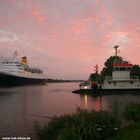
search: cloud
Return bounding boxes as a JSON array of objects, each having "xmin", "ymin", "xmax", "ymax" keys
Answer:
[
  {"xmin": 30, "ymin": 5, "xmax": 46, "ymax": 23},
  {"xmin": 105, "ymin": 31, "xmax": 129, "ymax": 47},
  {"xmin": 0, "ymin": 0, "xmax": 140, "ymax": 79},
  {"xmin": 67, "ymin": 0, "xmax": 113, "ymax": 39},
  {"xmin": 0, "ymin": 29, "xmax": 18, "ymax": 42}
]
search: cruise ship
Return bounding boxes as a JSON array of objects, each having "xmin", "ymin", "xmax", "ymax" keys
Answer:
[{"xmin": 0, "ymin": 52, "xmax": 47, "ymax": 86}]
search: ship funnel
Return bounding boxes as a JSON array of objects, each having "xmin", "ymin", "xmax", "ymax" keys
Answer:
[{"xmin": 21, "ymin": 56, "xmax": 28, "ymax": 65}]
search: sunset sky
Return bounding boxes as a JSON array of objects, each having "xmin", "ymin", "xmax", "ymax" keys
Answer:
[{"xmin": 0, "ymin": 0, "xmax": 140, "ymax": 80}]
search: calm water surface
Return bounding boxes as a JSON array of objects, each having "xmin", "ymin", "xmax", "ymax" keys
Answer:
[{"xmin": 0, "ymin": 82, "xmax": 140, "ymax": 139}]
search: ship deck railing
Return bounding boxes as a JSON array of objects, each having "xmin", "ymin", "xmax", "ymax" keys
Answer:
[
  {"xmin": 107, "ymin": 79, "xmax": 139, "ymax": 82},
  {"xmin": 105, "ymin": 76, "xmax": 139, "ymax": 82}
]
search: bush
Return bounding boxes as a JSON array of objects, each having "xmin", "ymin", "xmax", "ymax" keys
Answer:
[
  {"xmin": 34, "ymin": 108, "xmax": 121, "ymax": 140},
  {"xmin": 124, "ymin": 102, "xmax": 140, "ymax": 122}
]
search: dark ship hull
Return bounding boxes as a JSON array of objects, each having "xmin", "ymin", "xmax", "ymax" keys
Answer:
[
  {"xmin": 72, "ymin": 88, "xmax": 140, "ymax": 96},
  {"xmin": 0, "ymin": 72, "xmax": 47, "ymax": 86}
]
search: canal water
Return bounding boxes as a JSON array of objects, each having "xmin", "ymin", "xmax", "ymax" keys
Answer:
[{"xmin": 0, "ymin": 82, "xmax": 140, "ymax": 139}]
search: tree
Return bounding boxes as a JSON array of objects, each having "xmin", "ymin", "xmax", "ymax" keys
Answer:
[
  {"xmin": 89, "ymin": 73, "xmax": 100, "ymax": 81},
  {"xmin": 130, "ymin": 65, "xmax": 140, "ymax": 79},
  {"xmin": 100, "ymin": 56, "xmax": 126, "ymax": 82}
]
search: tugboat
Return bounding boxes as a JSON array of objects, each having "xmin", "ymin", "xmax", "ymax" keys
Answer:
[
  {"xmin": 0, "ymin": 52, "xmax": 47, "ymax": 86},
  {"xmin": 102, "ymin": 46, "xmax": 140, "ymax": 93},
  {"xmin": 77, "ymin": 65, "xmax": 99, "ymax": 95},
  {"xmin": 73, "ymin": 46, "xmax": 140, "ymax": 95}
]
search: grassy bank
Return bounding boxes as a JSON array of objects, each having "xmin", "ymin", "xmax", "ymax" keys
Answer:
[
  {"xmin": 109, "ymin": 102, "xmax": 140, "ymax": 140},
  {"xmin": 34, "ymin": 102, "xmax": 140, "ymax": 140},
  {"xmin": 109, "ymin": 122, "xmax": 140, "ymax": 140}
]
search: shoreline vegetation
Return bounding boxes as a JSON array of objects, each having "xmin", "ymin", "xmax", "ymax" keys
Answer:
[
  {"xmin": 34, "ymin": 102, "xmax": 140, "ymax": 140},
  {"xmin": 47, "ymin": 78, "xmax": 84, "ymax": 83}
]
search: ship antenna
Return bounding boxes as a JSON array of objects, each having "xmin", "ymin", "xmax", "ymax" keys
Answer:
[
  {"xmin": 94, "ymin": 64, "xmax": 99, "ymax": 74},
  {"xmin": 114, "ymin": 45, "xmax": 119, "ymax": 56},
  {"xmin": 114, "ymin": 45, "xmax": 120, "ymax": 64},
  {"xmin": 94, "ymin": 64, "xmax": 99, "ymax": 83}
]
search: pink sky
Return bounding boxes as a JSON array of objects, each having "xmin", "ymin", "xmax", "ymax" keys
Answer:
[{"xmin": 0, "ymin": 0, "xmax": 140, "ymax": 80}]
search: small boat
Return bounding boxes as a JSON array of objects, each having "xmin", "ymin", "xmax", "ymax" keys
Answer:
[
  {"xmin": 73, "ymin": 46, "xmax": 140, "ymax": 95},
  {"xmin": 0, "ymin": 52, "xmax": 47, "ymax": 86}
]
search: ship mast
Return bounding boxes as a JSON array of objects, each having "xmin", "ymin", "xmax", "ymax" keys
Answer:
[
  {"xmin": 114, "ymin": 45, "xmax": 119, "ymax": 63},
  {"xmin": 94, "ymin": 64, "xmax": 99, "ymax": 83},
  {"xmin": 94, "ymin": 64, "xmax": 99, "ymax": 74},
  {"xmin": 114, "ymin": 45, "xmax": 119, "ymax": 56}
]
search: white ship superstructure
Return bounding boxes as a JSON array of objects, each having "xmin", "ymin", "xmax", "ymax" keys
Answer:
[
  {"xmin": 0, "ymin": 53, "xmax": 47, "ymax": 86},
  {"xmin": 102, "ymin": 45, "xmax": 140, "ymax": 90},
  {"xmin": 102, "ymin": 63, "xmax": 140, "ymax": 90}
]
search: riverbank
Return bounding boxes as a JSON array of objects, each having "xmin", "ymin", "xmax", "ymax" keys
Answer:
[
  {"xmin": 109, "ymin": 122, "xmax": 140, "ymax": 140},
  {"xmin": 34, "ymin": 102, "xmax": 140, "ymax": 140}
]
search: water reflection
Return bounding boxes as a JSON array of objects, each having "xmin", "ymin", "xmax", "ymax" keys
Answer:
[
  {"xmin": 79, "ymin": 93, "xmax": 140, "ymax": 112},
  {"xmin": 95, "ymin": 97, "xmax": 102, "ymax": 111},
  {"xmin": 80, "ymin": 94, "xmax": 102, "ymax": 111},
  {"xmin": 0, "ymin": 85, "xmax": 45, "ymax": 139},
  {"xmin": 83, "ymin": 94, "xmax": 88, "ymax": 109}
]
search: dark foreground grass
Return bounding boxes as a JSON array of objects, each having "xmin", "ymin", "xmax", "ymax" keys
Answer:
[
  {"xmin": 34, "ymin": 107, "xmax": 121, "ymax": 140},
  {"xmin": 109, "ymin": 102, "xmax": 140, "ymax": 140},
  {"xmin": 109, "ymin": 122, "xmax": 140, "ymax": 140},
  {"xmin": 34, "ymin": 102, "xmax": 140, "ymax": 140}
]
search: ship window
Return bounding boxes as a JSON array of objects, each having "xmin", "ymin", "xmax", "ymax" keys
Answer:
[
  {"xmin": 114, "ymin": 68, "xmax": 119, "ymax": 71},
  {"xmin": 113, "ymin": 81, "xmax": 116, "ymax": 86},
  {"xmin": 130, "ymin": 81, "xmax": 133, "ymax": 84},
  {"xmin": 108, "ymin": 81, "xmax": 111, "ymax": 84},
  {"xmin": 120, "ymin": 67, "xmax": 126, "ymax": 71},
  {"xmin": 127, "ymin": 68, "xmax": 131, "ymax": 71}
]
